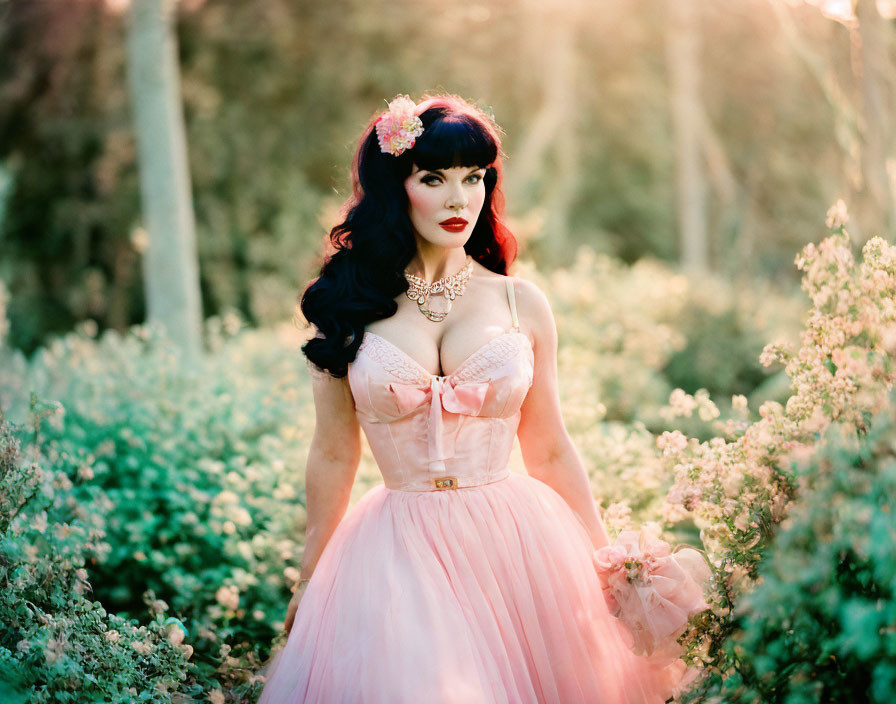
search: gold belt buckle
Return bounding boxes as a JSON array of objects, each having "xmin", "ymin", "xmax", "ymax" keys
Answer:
[{"xmin": 432, "ymin": 476, "xmax": 459, "ymax": 490}]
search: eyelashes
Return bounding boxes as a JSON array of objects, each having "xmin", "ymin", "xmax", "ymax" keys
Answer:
[{"xmin": 421, "ymin": 173, "xmax": 484, "ymax": 186}]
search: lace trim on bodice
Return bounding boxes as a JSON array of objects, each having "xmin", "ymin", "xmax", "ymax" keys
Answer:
[
  {"xmin": 357, "ymin": 333, "xmax": 430, "ymax": 383},
  {"xmin": 357, "ymin": 330, "xmax": 530, "ymax": 384},
  {"xmin": 305, "ymin": 332, "xmax": 530, "ymax": 383},
  {"xmin": 451, "ymin": 332, "xmax": 527, "ymax": 383}
]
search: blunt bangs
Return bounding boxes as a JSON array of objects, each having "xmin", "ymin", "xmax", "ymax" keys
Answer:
[{"xmin": 409, "ymin": 113, "xmax": 498, "ymax": 172}]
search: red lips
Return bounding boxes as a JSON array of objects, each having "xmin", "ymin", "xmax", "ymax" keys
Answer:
[{"xmin": 439, "ymin": 217, "xmax": 468, "ymax": 232}]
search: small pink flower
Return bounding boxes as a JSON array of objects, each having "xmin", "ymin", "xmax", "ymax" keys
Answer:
[
  {"xmin": 825, "ymin": 198, "xmax": 849, "ymax": 229},
  {"xmin": 215, "ymin": 585, "xmax": 239, "ymax": 611},
  {"xmin": 657, "ymin": 430, "xmax": 688, "ymax": 454},
  {"xmin": 131, "ymin": 640, "xmax": 153, "ymax": 656},
  {"xmin": 594, "ymin": 545, "xmax": 627, "ymax": 572},
  {"xmin": 44, "ymin": 637, "xmax": 67, "ymax": 665},
  {"xmin": 166, "ymin": 624, "xmax": 185, "ymax": 646},
  {"xmin": 759, "ymin": 344, "xmax": 780, "ymax": 367}
]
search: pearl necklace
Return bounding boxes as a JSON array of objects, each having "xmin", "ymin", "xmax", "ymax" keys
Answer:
[{"xmin": 403, "ymin": 254, "xmax": 474, "ymax": 322}]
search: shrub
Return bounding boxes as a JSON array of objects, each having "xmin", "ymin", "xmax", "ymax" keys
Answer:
[
  {"xmin": 0, "ymin": 314, "xmax": 314, "ymax": 699},
  {"xmin": 682, "ymin": 401, "xmax": 896, "ymax": 703},
  {"xmin": 0, "ymin": 401, "xmax": 190, "ymax": 703},
  {"xmin": 659, "ymin": 202, "xmax": 896, "ymax": 693}
]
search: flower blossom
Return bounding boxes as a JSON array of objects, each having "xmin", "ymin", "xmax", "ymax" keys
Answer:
[{"xmin": 375, "ymin": 95, "xmax": 424, "ymax": 156}]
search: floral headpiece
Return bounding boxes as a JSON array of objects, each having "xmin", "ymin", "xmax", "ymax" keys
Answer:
[{"xmin": 375, "ymin": 94, "xmax": 424, "ymax": 157}]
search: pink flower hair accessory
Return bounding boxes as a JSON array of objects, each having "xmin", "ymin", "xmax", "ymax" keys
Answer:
[{"xmin": 375, "ymin": 94, "xmax": 424, "ymax": 157}]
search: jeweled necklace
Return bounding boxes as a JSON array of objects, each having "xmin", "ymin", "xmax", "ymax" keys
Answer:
[{"xmin": 404, "ymin": 254, "xmax": 473, "ymax": 322}]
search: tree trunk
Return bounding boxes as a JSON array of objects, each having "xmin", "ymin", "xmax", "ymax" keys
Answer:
[
  {"xmin": 126, "ymin": 0, "xmax": 202, "ymax": 366},
  {"xmin": 855, "ymin": 0, "xmax": 896, "ymax": 235},
  {"xmin": 505, "ymin": 0, "xmax": 580, "ymax": 265},
  {"xmin": 666, "ymin": 0, "xmax": 709, "ymax": 274}
]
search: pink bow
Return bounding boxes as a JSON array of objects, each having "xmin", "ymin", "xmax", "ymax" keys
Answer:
[{"xmin": 387, "ymin": 376, "xmax": 490, "ymax": 473}]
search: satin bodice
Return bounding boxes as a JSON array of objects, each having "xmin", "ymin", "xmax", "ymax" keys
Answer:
[
  {"xmin": 346, "ymin": 328, "xmax": 534, "ymax": 490},
  {"xmin": 305, "ymin": 278, "xmax": 534, "ymax": 491}
]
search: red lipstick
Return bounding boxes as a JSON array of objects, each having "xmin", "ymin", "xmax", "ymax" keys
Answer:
[{"xmin": 439, "ymin": 217, "xmax": 468, "ymax": 233}]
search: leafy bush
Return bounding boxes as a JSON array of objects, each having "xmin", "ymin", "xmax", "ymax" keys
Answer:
[
  {"xmin": 681, "ymin": 401, "xmax": 896, "ymax": 703},
  {"xmin": 516, "ymin": 250, "xmax": 801, "ymax": 430},
  {"xmin": 662, "ymin": 306, "xmax": 771, "ymax": 402},
  {"xmin": 0, "ymin": 313, "xmax": 316, "ymax": 699},
  {"xmin": 0, "ymin": 402, "xmax": 190, "ymax": 703},
  {"xmin": 659, "ymin": 203, "xmax": 896, "ymax": 693},
  {"xmin": 0, "ymin": 220, "xmax": 838, "ymax": 700}
]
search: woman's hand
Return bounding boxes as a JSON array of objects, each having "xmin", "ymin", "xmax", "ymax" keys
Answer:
[
  {"xmin": 593, "ymin": 549, "xmax": 622, "ymax": 617},
  {"xmin": 595, "ymin": 565, "xmax": 621, "ymax": 616},
  {"xmin": 284, "ymin": 580, "xmax": 310, "ymax": 635}
]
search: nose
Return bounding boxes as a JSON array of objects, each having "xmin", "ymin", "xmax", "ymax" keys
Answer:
[{"xmin": 445, "ymin": 182, "xmax": 467, "ymax": 211}]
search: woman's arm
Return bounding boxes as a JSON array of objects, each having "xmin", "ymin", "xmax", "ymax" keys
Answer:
[
  {"xmin": 514, "ymin": 279, "xmax": 611, "ymax": 552},
  {"xmin": 299, "ymin": 360, "xmax": 363, "ymax": 581}
]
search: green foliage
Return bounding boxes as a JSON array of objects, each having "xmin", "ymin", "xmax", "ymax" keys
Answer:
[
  {"xmin": 520, "ymin": 250, "xmax": 799, "ymax": 431},
  {"xmin": 0, "ymin": 237, "xmax": 810, "ymax": 699},
  {"xmin": 679, "ymin": 402, "xmax": 896, "ymax": 704},
  {"xmin": 662, "ymin": 306, "xmax": 770, "ymax": 401},
  {"xmin": 0, "ymin": 313, "xmax": 314, "ymax": 699},
  {"xmin": 7, "ymin": 215, "xmax": 882, "ymax": 699},
  {"xmin": 0, "ymin": 403, "xmax": 190, "ymax": 702}
]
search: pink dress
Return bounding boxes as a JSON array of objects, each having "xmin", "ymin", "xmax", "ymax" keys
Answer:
[{"xmin": 258, "ymin": 279, "xmax": 694, "ymax": 703}]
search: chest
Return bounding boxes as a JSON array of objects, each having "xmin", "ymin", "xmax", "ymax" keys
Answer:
[
  {"xmin": 347, "ymin": 331, "xmax": 535, "ymax": 422},
  {"xmin": 364, "ymin": 280, "xmax": 519, "ymax": 377}
]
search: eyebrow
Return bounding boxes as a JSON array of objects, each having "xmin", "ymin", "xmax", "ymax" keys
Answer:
[{"xmin": 422, "ymin": 167, "xmax": 486, "ymax": 175}]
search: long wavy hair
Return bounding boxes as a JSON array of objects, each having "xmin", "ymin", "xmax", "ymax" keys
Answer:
[{"xmin": 299, "ymin": 93, "xmax": 518, "ymax": 378}]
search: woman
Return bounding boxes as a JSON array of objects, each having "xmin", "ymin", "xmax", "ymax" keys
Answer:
[{"xmin": 258, "ymin": 93, "xmax": 697, "ymax": 703}]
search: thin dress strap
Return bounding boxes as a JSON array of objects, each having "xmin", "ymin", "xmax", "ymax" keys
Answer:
[{"xmin": 504, "ymin": 278, "xmax": 520, "ymax": 331}]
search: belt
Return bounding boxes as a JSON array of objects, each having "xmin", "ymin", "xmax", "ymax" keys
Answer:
[{"xmin": 390, "ymin": 470, "xmax": 511, "ymax": 493}]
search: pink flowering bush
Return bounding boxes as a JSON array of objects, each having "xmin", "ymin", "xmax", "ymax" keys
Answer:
[
  {"xmin": 654, "ymin": 202, "xmax": 896, "ymax": 697},
  {"xmin": 693, "ymin": 404, "xmax": 896, "ymax": 703},
  {"xmin": 521, "ymin": 250, "xmax": 802, "ymax": 536}
]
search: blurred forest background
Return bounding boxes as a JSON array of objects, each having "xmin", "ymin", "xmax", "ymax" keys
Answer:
[{"xmin": 1, "ymin": 0, "xmax": 894, "ymax": 355}]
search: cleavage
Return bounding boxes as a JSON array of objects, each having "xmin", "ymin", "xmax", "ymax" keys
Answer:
[{"xmin": 371, "ymin": 328, "xmax": 508, "ymax": 378}]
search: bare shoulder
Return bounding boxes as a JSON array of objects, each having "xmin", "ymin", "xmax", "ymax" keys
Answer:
[
  {"xmin": 507, "ymin": 276, "xmax": 555, "ymax": 341},
  {"xmin": 304, "ymin": 326, "xmax": 354, "ymax": 392}
]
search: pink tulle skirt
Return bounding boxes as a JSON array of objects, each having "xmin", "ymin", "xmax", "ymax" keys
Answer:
[{"xmin": 257, "ymin": 473, "xmax": 698, "ymax": 703}]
